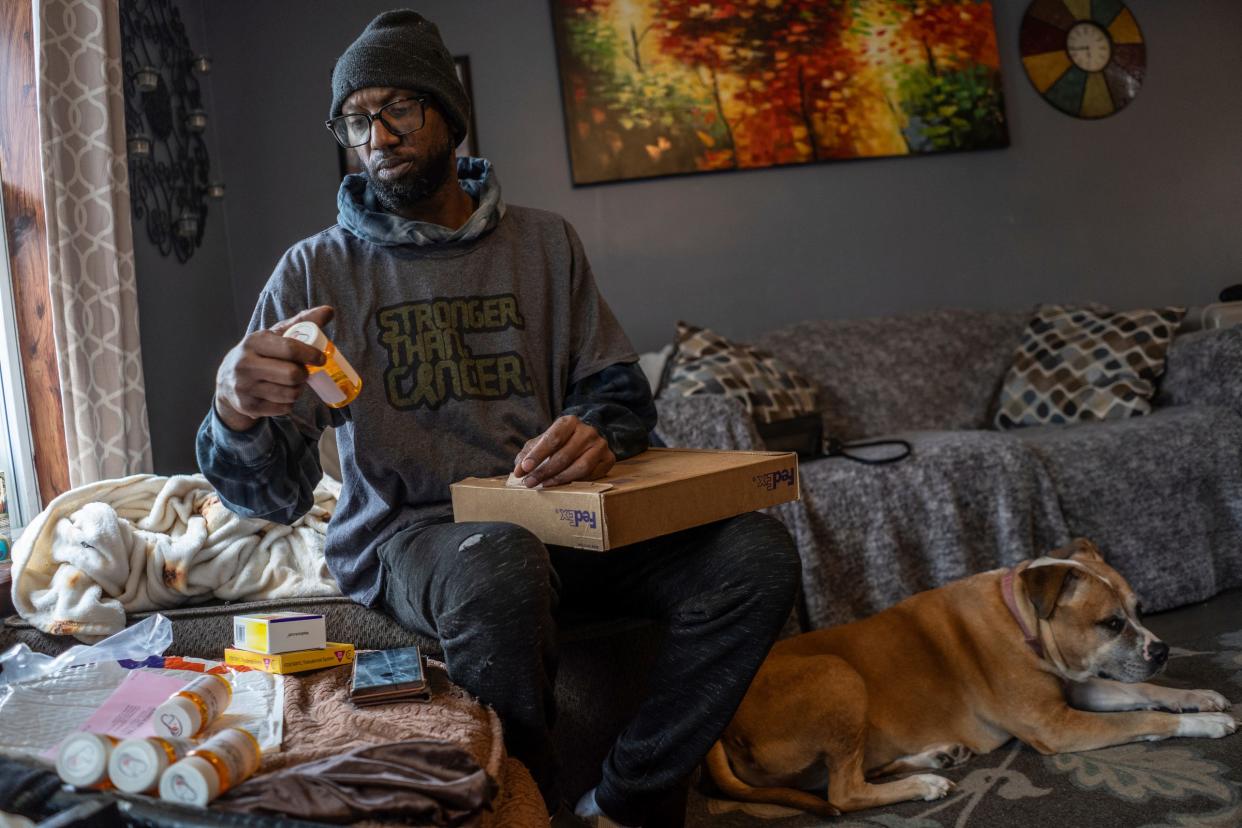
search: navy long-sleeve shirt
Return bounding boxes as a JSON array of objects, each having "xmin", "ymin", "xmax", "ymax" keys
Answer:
[{"xmin": 196, "ymin": 361, "xmax": 656, "ymax": 527}]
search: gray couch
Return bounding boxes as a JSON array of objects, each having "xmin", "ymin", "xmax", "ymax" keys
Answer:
[{"xmin": 654, "ymin": 308, "xmax": 1242, "ymax": 630}]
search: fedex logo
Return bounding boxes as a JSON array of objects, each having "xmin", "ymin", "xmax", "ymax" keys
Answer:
[
  {"xmin": 753, "ymin": 469, "xmax": 796, "ymax": 491},
  {"xmin": 556, "ymin": 508, "xmax": 598, "ymax": 529}
]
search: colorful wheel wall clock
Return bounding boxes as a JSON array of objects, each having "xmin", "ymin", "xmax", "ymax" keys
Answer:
[{"xmin": 1020, "ymin": 0, "xmax": 1146, "ymax": 119}]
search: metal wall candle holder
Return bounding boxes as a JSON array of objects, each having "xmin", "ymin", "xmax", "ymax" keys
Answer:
[
  {"xmin": 184, "ymin": 109, "xmax": 208, "ymax": 132},
  {"xmin": 174, "ymin": 212, "xmax": 199, "ymax": 239},
  {"xmin": 127, "ymin": 135, "xmax": 152, "ymax": 159},
  {"xmin": 121, "ymin": 0, "xmax": 221, "ymax": 263},
  {"xmin": 135, "ymin": 65, "xmax": 159, "ymax": 92}
]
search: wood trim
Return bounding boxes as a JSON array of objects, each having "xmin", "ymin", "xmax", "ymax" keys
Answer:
[{"xmin": 1, "ymin": 2, "xmax": 70, "ymax": 505}]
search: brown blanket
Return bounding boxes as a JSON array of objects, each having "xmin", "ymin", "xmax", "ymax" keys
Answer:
[
  {"xmin": 219, "ymin": 740, "xmax": 494, "ymax": 824},
  {"xmin": 233, "ymin": 660, "xmax": 545, "ymax": 827}
]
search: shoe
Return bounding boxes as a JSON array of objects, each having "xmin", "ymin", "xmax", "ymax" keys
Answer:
[
  {"xmin": 549, "ymin": 802, "xmax": 595, "ymax": 827},
  {"xmin": 572, "ymin": 788, "xmax": 639, "ymax": 828}
]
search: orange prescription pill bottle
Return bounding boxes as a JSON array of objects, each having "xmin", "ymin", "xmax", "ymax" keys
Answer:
[
  {"xmin": 159, "ymin": 727, "xmax": 262, "ymax": 806},
  {"xmin": 282, "ymin": 321, "xmax": 362, "ymax": 408},
  {"xmin": 56, "ymin": 732, "xmax": 118, "ymax": 789},
  {"xmin": 109, "ymin": 736, "xmax": 193, "ymax": 794},
  {"xmin": 152, "ymin": 673, "xmax": 232, "ymax": 740}
]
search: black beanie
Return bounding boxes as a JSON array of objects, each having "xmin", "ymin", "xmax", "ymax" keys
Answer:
[{"xmin": 330, "ymin": 10, "xmax": 470, "ymax": 146}]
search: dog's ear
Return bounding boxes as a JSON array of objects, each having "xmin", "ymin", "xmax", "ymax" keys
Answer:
[
  {"xmin": 1049, "ymin": 538, "xmax": 1104, "ymax": 562},
  {"xmin": 1021, "ymin": 563, "xmax": 1077, "ymax": 619}
]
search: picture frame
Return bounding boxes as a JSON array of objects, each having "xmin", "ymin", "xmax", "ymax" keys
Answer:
[
  {"xmin": 335, "ymin": 54, "xmax": 480, "ymax": 178},
  {"xmin": 549, "ymin": 0, "xmax": 1008, "ymax": 186}
]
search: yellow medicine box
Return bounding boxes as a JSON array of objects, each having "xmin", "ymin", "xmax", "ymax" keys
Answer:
[
  {"xmin": 224, "ymin": 643, "xmax": 355, "ymax": 675},
  {"xmin": 232, "ymin": 612, "xmax": 326, "ymax": 654}
]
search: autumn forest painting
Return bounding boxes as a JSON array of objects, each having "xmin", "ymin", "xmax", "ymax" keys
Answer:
[{"xmin": 551, "ymin": 0, "xmax": 1009, "ymax": 184}]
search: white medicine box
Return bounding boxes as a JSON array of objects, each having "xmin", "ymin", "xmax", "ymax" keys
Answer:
[{"xmin": 232, "ymin": 612, "xmax": 326, "ymax": 654}]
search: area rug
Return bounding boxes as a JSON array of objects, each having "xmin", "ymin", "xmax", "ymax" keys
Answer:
[{"xmin": 686, "ymin": 628, "xmax": 1242, "ymax": 827}]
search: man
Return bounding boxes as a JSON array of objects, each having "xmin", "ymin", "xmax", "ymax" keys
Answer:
[{"xmin": 197, "ymin": 10, "xmax": 800, "ymax": 827}]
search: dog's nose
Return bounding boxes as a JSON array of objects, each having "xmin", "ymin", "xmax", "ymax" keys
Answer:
[{"xmin": 1149, "ymin": 641, "xmax": 1169, "ymax": 665}]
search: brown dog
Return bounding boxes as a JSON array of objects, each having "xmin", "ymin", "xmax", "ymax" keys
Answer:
[{"xmin": 707, "ymin": 539, "xmax": 1237, "ymax": 816}]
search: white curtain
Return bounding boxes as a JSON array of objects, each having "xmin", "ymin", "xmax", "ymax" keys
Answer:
[{"xmin": 36, "ymin": 0, "xmax": 153, "ymax": 486}]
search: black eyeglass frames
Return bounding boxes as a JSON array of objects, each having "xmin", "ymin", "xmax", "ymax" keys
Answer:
[{"xmin": 326, "ymin": 97, "xmax": 428, "ymax": 148}]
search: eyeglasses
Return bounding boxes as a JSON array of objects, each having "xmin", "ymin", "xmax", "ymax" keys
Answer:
[{"xmin": 325, "ymin": 97, "xmax": 428, "ymax": 148}]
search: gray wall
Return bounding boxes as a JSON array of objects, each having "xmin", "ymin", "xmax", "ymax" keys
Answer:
[
  {"xmin": 136, "ymin": 0, "xmax": 1242, "ymax": 471},
  {"xmin": 132, "ymin": 0, "xmax": 237, "ymax": 474}
]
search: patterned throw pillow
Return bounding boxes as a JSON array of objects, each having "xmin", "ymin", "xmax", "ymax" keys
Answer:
[
  {"xmin": 661, "ymin": 322, "xmax": 818, "ymax": 424},
  {"xmin": 993, "ymin": 305, "xmax": 1186, "ymax": 429}
]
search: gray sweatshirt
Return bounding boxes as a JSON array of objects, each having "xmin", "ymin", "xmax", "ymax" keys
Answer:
[{"xmin": 196, "ymin": 160, "xmax": 644, "ymax": 604}]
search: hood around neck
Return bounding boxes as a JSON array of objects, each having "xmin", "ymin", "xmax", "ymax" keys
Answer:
[{"xmin": 337, "ymin": 156, "xmax": 506, "ymax": 247}]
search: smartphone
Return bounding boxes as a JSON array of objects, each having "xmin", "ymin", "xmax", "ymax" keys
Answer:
[{"xmin": 349, "ymin": 646, "xmax": 429, "ymax": 705}]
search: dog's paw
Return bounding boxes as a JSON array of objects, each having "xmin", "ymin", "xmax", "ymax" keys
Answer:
[
  {"xmin": 1175, "ymin": 712, "xmax": 1238, "ymax": 739},
  {"xmin": 930, "ymin": 743, "xmax": 974, "ymax": 768},
  {"xmin": 1171, "ymin": 689, "xmax": 1232, "ymax": 713},
  {"xmin": 912, "ymin": 774, "xmax": 955, "ymax": 801}
]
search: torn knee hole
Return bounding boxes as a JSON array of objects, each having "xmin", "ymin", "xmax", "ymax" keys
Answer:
[{"xmin": 458, "ymin": 533, "xmax": 485, "ymax": 551}]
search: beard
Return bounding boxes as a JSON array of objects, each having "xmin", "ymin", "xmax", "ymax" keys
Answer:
[{"xmin": 365, "ymin": 133, "xmax": 455, "ymax": 214}]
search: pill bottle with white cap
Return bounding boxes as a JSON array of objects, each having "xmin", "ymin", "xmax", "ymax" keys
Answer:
[
  {"xmin": 158, "ymin": 727, "xmax": 262, "ymax": 807},
  {"xmin": 152, "ymin": 673, "xmax": 232, "ymax": 740},
  {"xmin": 55, "ymin": 732, "xmax": 118, "ymax": 789},
  {"xmin": 108, "ymin": 735, "xmax": 194, "ymax": 794},
  {"xmin": 282, "ymin": 321, "xmax": 362, "ymax": 408}
]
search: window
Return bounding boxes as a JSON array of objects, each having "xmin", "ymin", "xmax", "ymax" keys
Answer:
[{"xmin": 0, "ymin": 192, "xmax": 39, "ymax": 537}]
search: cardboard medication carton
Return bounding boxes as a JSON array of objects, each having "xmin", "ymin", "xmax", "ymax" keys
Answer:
[
  {"xmin": 450, "ymin": 448, "xmax": 798, "ymax": 551},
  {"xmin": 232, "ymin": 612, "xmax": 326, "ymax": 654},
  {"xmin": 225, "ymin": 642, "xmax": 355, "ymax": 674}
]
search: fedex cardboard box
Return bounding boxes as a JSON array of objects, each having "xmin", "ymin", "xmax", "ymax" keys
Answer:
[{"xmin": 450, "ymin": 448, "xmax": 798, "ymax": 551}]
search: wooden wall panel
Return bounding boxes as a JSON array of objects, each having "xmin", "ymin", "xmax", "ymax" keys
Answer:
[{"xmin": 1, "ymin": 1, "xmax": 71, "ymax": 505}]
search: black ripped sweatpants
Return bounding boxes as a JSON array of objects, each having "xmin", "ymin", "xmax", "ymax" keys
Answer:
[{"xmin": 376, "ymin": 511, "xmax": 800, "ymax": 825}]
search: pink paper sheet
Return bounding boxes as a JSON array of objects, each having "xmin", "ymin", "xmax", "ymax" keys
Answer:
[{"xmin": 41, "ymin": 670, "xmax": 187, "ymax": 760}]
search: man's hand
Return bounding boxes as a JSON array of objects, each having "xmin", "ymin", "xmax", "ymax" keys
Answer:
[
  {"xmin": 214, "ymin": 306, "xmax": 335, "ymax": 432},
  {"xmin": 513, "ymin": 415, "xmax": 616, "ymax": 488}
]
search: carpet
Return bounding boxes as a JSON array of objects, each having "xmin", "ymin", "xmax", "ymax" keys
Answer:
[{"xmin": 686, "ymin": 627, "xmax": 1242, "ymax": 828}]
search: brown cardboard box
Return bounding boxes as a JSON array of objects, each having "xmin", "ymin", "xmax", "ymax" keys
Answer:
[{"xmin": 450, "ymin": 447, "xmax": 798, "ymax": 550}]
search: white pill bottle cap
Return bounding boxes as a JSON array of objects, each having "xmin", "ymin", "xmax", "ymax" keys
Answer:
[
  {"xmin": 109, "ymin": 738, "xmax": 181, "ymax": 794},
  {"xmin": 158, "ymin": 728, "xmax": 260, "ymax": 807},
  {"xmin": 282, "ymin": 321, "xmax": 360, "ymax": 407},
  {"xmin": 55, "ymin": 732, "xmax": 114, "ymax": 787},
  {"xmin": 153, "ymin": 694, "xmax": 203, "ymax": 739},
  {"xmin": 159, "ymin": 755, "xmax": 218, "ymax": 806},
  {"xmin": 153, "ymin": 674, "xmax": 231, "ymax": 740},
  {"xmin": 284, "ymin": 320, "xmax": 329, "ymax": 351}
]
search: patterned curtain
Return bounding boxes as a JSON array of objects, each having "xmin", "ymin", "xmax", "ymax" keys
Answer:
[{"xmin": 37, "ymin": 0, "xmax": 153, "ymax": 486}]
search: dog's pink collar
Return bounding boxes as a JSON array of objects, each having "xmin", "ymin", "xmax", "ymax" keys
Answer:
[{"xmin": 1002, "ymin": 565, "xmax": 1044, "ymax": 658}]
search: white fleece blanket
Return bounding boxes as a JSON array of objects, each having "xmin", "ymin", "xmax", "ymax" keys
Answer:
[{"xmin": 11, "ymin": 474, "xmax": 342, "ymax": 641}]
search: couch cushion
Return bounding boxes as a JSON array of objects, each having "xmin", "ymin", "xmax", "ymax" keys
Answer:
[
  {"xmin": 1158, "ymin": 326, "xmax": 1242, "ymax": 414},
  {"xmin": 662, "ymin": 321, "xmax": 818, "ymax": 425},
  {"xmin": 994, "ymin": 305, "xmax": 1186, "ymax": 429},
  {"xmin": 0, "ymin": 596, "xmax": 426, "ymax": 660},
  {"xmin": 1015, "ymin": 405, "xmax": 1242, "ymax": 612},
  {"xmin": 2, "ymin": 595, "xmax": 654, "ymax": 659},
  {"xmin": 755, "ymin": 309, "xmax": 1028, "ymax": 441}
]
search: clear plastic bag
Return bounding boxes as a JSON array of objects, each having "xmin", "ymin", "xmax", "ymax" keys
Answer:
[
  {"xmin": 0, "ymin": 613, "xmax": 172, "ymax": 686},
  {"xmin": 0, "ymin": 642, "xmax": 81, "ymax": 686}
]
